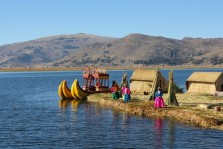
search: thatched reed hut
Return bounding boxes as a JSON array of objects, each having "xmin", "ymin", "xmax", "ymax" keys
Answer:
[
  {"xmin": 186, "ymin": 72, "xmax": 223, "ymax": 94},
  {"xmin": 130, "ymin": 69, "xmax": 167, "ymax": 94}
]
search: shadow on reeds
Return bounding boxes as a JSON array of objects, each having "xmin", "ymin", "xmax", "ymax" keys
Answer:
[
  {"xmin": 127, "ymin": 98, "xmax": 139, "ymax": 102},
  {"xmin": 212, "ymin": 103, "xmax": 223, "ymax": 106}
]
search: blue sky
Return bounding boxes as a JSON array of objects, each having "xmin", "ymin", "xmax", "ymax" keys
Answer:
[{"xmin": 0, "ymin": 0, "xmax": 223, "ymax": 45}]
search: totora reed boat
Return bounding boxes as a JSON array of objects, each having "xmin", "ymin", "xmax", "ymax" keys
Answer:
[{"xmin": 58, "ymin": 67, "xmax": 110, "ymax": 100}]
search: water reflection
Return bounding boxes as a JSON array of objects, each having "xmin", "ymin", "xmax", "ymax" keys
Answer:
[
  {"xmin": 153, "ymin": 119, "xmax": 177, "ymax": 149},
  {"xmin": 153, "ymin": 119, "xmax": 164, "ymax": 149},
  {"xmin": 59, "ymin": 99, "xmax": 72, "ymax": 108},
  {"xmin": 59, "ymin": 99, "xmax": 85, "ymax": 111},
  {"xmin": 168, "ymin": 120, "xmax": 176, "ymax": 149},
  {"xmin": 71, "ymin": 99, "xmax": 85, "ymax": 112},
  {"xmin": 122, "ymin": 113, "xmax": 130, "ymax": 126}
]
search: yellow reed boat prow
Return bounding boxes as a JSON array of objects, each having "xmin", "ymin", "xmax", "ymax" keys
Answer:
[
  {"xmin": 62, "ymin": 80, "xmax": 73, "ymax": 99},
  {"xmin": 58, "ymin": 80, "xmax": 66, "ymax": 99},
  {"xmin": 58, "ymin": 79, "xmax": 91, "ymax": 100},
  {"xmin": 71, "ymin": 79, "xmax": 91, "ymax": 99}
]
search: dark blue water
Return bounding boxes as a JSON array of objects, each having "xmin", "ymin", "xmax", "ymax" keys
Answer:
[{"xmin": 0, "ymin": 69, "xmax": 223, "ymax": 148}]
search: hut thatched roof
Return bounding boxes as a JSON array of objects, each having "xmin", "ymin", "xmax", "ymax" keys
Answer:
[
  {"xmin": 130, "ymin": 69, "xmax": 158, "ymax": 81},
  {"xmin": 186, "ymin": 72, "xmax": 223, "ymax": 83}
]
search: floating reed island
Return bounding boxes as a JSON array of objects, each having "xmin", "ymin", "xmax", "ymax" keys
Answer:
[{"xmin": 87, "ymin": 93, "xmax": 223, "ymax": 130}]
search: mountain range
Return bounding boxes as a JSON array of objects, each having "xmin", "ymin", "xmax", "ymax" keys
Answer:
[{"xmin": 0, "ymin": 33, "xmax": 223, "ymax": 68}]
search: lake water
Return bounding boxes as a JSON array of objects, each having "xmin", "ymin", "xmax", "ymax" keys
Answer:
[{"xmin": 0, "ymin": 68, "xmax": 223, "ymax": 148}]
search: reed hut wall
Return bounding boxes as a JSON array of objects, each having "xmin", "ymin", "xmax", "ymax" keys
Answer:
[
  {"xmin": 130, "ymin": 69, "xmax": 167, "ymax": 94},
  {"xmin": 186, "ymin": 72, "xmax": 223, "ymax": 94}
]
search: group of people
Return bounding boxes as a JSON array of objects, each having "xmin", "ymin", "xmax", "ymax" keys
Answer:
[
  {"xmin": 110, "ymin": 81, "xmax": 164, "ymax": 108},
  {"xmin": 110, "ymin": 82, "xmax": 131, "ymax": 102}
]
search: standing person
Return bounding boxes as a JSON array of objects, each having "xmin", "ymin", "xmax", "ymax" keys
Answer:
[
  {"xmin": 122, "ymin": 84, "xmax": 131, "ymax": 102},
  {"xmin": 121, "ymin": 84, "xmax": 126, "ymax": 100},
  {"xmin": 110, "ymin": 83, "xmax": 120, "ymax": 100},
  {"xmin": 154, "ymin": 87, "xmax": 164, "ymax": 108}
]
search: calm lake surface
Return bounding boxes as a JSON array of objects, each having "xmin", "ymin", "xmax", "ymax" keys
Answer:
[{"xmin": 0, "ymin": 68, "xmax": 223, "ymax": 148}]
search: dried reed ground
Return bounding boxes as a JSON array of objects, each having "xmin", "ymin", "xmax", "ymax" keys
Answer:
[{"xmin": 87, "ymin": 93, "xmax": 223, "ymax": 130}]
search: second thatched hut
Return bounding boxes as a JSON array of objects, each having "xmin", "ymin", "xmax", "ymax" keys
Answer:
[
  {"xmin": 186, "ymin": 72, "xmax": 223, "ymax": 95},
  {"xmin": 130, "ymin": 69, "xmax": 167, "ymax": 94}
]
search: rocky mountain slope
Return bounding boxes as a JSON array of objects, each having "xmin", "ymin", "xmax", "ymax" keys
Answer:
[{"xmin": 0, "ymin": 33, "xmax": 223, "ymax": 68}]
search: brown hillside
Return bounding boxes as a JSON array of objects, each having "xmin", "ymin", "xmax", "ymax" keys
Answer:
[{"xmin": 0, "ymin": 33, "xmax": 223, "ymax": 68}]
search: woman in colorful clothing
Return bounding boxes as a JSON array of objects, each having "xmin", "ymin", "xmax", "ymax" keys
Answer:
[
  {"xmin": 110, "ymin": 82, "xmax": 120, "ymax": 100},
  {"xmin": 122, "ymin": 84, "xmax": 131, "ymax": 102},
  {"xmin": 154, "ymin": 87, "xmax": 164, "ymax": 108}
]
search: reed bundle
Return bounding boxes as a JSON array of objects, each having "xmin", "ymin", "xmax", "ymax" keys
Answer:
[{"xmin": 165, "ymin": 71, "xmax": 179, "ymax": 106}]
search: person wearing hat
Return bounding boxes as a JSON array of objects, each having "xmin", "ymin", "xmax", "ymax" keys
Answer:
[{"xmin": 154, "ymin": 87, "xmax": 164, "ymax": 108}]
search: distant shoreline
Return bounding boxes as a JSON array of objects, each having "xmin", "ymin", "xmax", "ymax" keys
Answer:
[{"xmin": 1, "ymin": 65, "xmax": 223, "ymax": 72}]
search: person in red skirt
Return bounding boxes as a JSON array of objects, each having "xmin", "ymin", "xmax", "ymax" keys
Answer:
[{"xmin": 154, "ymin": 87, "xmax": 165, "ymax": 108}]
